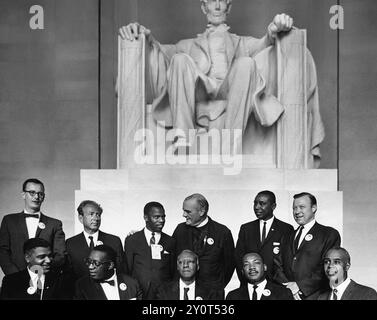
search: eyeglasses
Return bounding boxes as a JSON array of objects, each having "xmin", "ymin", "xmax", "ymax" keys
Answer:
[
  {"xmin": 24, "ymin": 190, "xmax": 45, "ymax": 198},
  {"xmin": 84, "ymin": 258, "xmax": 111, "ymax": 268}
]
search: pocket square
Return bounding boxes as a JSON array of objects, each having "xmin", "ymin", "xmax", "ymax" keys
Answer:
[
  {"xmin": 163, "ymin": 250, "xmax": 170, "ymax": 254},
  {"xmin": 273, "ymin": 242, "xmax": 280, "ymax": 245}
]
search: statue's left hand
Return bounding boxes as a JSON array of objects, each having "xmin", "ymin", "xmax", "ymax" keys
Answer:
[{"xmin": 268, "ymin": 13, "xmax": 294, "ymax": 38}]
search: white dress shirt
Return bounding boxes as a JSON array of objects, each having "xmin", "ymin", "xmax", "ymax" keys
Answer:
[
  {"xmin": 24, "ymin": 210, "xmax": 40, "ymax": 239},
  {"xmin": 295, "ymin": 219, "xmax": 316, "ymax": 248},
  {"xmin": 100, "ymin": 272, "xmax": 120, "ymax": 300},
  {"xmin": 247, "ymin": 279, "xmax": 267, "ymax": 300},
  {"xmin": 331, "ymin": 277, "xmax": 351, "ymax": 300},
  {"xmin": 83, "ymin": 230, "xmax": 99, "ymax": 247},
  {"xmin": 27, "ymin": 267, "xmax": 45, "ymax": 299},
  {"xmin": 259, "ymin": 216, "xmax": 275, "ymax": 242},
  {"xmin": 144, "ymin": 228, "xmax": 161, "ymax": 245},
  {"xmin": 179, "ymin": 279, "xmax": 196, "ymax": 300}
]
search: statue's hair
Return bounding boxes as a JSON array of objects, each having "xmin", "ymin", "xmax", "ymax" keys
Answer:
[{"xmin": 201, "ymin": 0, "xmax": 232, "ymax": 4}]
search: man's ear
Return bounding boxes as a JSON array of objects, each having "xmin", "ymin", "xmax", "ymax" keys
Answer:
[
  {"xmin": 25, "ymin": 253, "xmax": 31, "ymax": 264},
  {"xmin": 271, "ymin": 203, "xmax": 277, "ymax": 211},
  {"xmin": 78, "ymin": 214, "xmax": 84, "ymax": 225},
  {"xmin": 264, "ymin": 264, "xmax": 267, "ymax": 272},
  {"xmin": 108, "ymin": 261, "xmax": 115, "ymax": 270},
  {"xmin": 226, "ymin": 3, "xmax": 232, "ymax": 14},
  {"xmin": 143, "ymin": 215, "xmax": 149, "ymax": 223},
  {"xmin": 345, "ymin": 262, "xmax": 351, "ymax": 272},
  {"xmin": 311, "ymin": 204, "xmax": 317, "ymax": 214},
  {"xmin": 201, "ymin": 2, "xmax": 208, "ymax": 15},
  {"xmin": 21, "ymin": 191, "xmax": 26, "ymax": 200}
]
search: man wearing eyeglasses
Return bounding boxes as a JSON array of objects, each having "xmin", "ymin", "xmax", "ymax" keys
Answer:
[
  {"xmin": 74, "ymin": 245, "xmax": 142, "ymax": 300},
  {"xmin": 0, "ymin": 178, "xmax": 66, "ymax": 275}
]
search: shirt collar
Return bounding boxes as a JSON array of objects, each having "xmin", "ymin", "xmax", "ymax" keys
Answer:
[
  {"xmin": 83, "ymin": 230, "xmax": 99, "ymax": 241},
  {"xmin": 179, "ymin": 278, "xmax": 196, "ymax": 290},
  {"xmin": 196, "ymin": 217, "xmax": 209, "ymax": 228},
  {"xmin": 27, "ymin": 266, "xmax": 45, "ymax": 282},
  {"xmin": 103, "ymin": 272, "xmax": 117, "ymax": 283},
  {"xmin": 260, "ymin": 215, "xmax": 274, "ymax": 226},
  {"xmin": 300, "ymin": 218, "xmax": 316, "ymax": 231},
  {"xmin": 332, "ymin": 277, "xmax": 351, "ymax": 298}
]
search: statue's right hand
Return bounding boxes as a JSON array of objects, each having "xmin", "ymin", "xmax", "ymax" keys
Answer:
[{"xmin": 119, "ymin": 23, "xmax": 151, "ymax": 41}]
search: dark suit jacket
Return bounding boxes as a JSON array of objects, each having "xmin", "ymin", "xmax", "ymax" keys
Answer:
[
  {"xmin": 0, "ymin": 212, "xmax": 66, "ymax": 275},
  {"xmin": 318, "ymin": 280, "xmax": 377, "ymax": 300},
  {"xmin": 66, "ymin": 230, "xmax": 124, "ymax": 280},
  {"xmin": 226, "ymin": 280, "xmax": 293, "ymax": 300},
  {"xmin": 273, "ymin": 221, "xmax": 341, "ymax": 299},
  {"xmin": 74, "ymin": 272, "xmax": 142, "ymax": 300},
  {"xmin": 124, "ymin": 229, "xmax": 176, "ymax": 299},
  {"xmin": 0, "ymin": 269, "xmax": 69, "ymax": 300},
  {"xmin": 156, "ymin": 280, "xmax": 221, "ymax": 300},
  {"xmin": 172, "ymin": 217, "xmax": 235, "ymax": 291},
  {"xmin": 235, "ymin": 217, "xmax": 293, "ymax": 281}
]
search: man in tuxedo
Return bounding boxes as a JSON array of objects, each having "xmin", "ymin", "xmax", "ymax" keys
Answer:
[
  {"xmin": 0, "ymin": 178, "xmax": 66, "ymax": 275},
  {"xmin": 318, "ymin": 247, "xmax": 377, "ymax": 300},
  {"xmin": 273, "ymin": 192, "xmax": 341, "ymax": 300},
  {"xmin": 172, "ymin": 193, "xmax": 235, "ymax": 294},
  {"xmin": 156, "ymin": 249, "xmax": 219, "ymax": 300},
  {"xmin": 235, "ymin": 190, "xmax": 293, "ymax": 282},
  {"xmin": 124, "ymin": 201, "xmax": 176, "ymax": 299},
  {"xmin": 66, "ymin": 200, "xmax": 124, "ymax": 281},
  {"xmin": 0, "ymin": 238, "xmax": 69, "ymax": 300},
  {"xmin": 74, "ymin": 245, "xmax": 142, "ymax": 300},
  {"xmin": 226, "ymin": 252, "xmax": 292, "ymax": 300}
]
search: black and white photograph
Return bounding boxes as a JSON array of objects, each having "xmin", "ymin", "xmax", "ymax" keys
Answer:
[{"xmin": 0, "ymin": 0, "xmax": 376, "ymax": 315}]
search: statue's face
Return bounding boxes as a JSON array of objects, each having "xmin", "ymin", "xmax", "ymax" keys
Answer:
[{"xmin": 202, "ymin": 0, "xmax": 230, "ymax": 26}]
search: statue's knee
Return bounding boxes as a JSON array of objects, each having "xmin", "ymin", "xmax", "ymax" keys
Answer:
[
  {"xmin": 170, "ymin": 53, "xmax": 192, "ymax": 68},
  {"xmin": 233, "ymin": 57, "xmax": 256, "ymax": 73}
]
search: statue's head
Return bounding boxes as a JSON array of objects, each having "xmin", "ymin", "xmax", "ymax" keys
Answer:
[{"xmin": 200, "ymin": 0, "xmax": 232, "ymax": 26}]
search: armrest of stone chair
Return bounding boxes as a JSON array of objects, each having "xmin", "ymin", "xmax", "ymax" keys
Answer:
[{"xmin": 117, "ymin": 34, "xmax": 146, "ymax": 168}]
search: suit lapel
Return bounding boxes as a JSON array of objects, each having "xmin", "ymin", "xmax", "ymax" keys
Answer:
[
  {"xmin": 194, "ymin": 33, "xmax": 210, "ymax": 62},
  {"xmin": 35, "ymin": 213, "xmax": 48, "ymax": 238},
  {"xmin": 90, "ymin": 280, "xmax": 107, "ymax": 300},
  {"xmin": 262, "ymin": 219, "xmax": 277, "ymax": 247},
  {"xmin": 297, "ymin": 222, "xmax": 318, "ymax": 252},
  {"xmin": 17, "ymin": 213, "xmax": 30, "ymax": 241},
  {"xmin": 341, "ymin": 280, "xmax": 354, "ymax": 300},
  {"xmin": 117, "ymin": 274, "xmax": 129, "ymax": 300}
]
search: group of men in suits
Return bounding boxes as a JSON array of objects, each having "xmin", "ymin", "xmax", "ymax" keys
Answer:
[{"xmin": 0, "ymin": 178, "xmax": 376, "ymax": 300}]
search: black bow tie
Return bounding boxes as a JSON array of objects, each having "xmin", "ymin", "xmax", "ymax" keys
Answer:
[
  {"xmin": 23, "ymin": 213, "xmax": 39, "ymax": 219},
  {"xmin": 101, "ymin": 280, "xmax": 115, "ymax": 286}
]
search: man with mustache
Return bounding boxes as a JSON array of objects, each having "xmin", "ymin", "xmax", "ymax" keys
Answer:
[
  {"xmin": 0, "ymin": 178, "xmax": 66, "ymax": 275},
  {"xmin": 273, "ymin": 192, "xmax": 341, "ymax": 300},
  {"xmin": 66, "ymin": 200, "xmax": 124, "ymax": 281},
  {"xmin": 318, "ymin": 247, "xmax": 377, "ymax": 300},
  {"xmin": 226, "ymin": 252, "xmax": 292, "ymax": 300},
  {"xmin": 124, "ymin": 202, "xmax": 176, "ymax": 299},
  {"xmin": 0, "ymin": 238, "xmax": 68, "ymax": 300},
  {"xmin": 119, "ymin": 0, "xmax": 293, "ymax": 149}
]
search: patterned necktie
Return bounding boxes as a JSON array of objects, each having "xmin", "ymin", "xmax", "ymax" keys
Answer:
[
  {"xmin": 252, "ymin": 284, "xmax": 258, "ymax": 300},
  {"xmin": 333, "ymin": 288, "xmax": 338, "ymax": 300},
  {"xmin": 150, "ymin": 232, "xmax": 156, "ymax": 245},
  {"xmin": 88, "ymin": 236, "xmax": 95, "ymax": 250},
  {"xmin": 261, "ymin": 221, "xmax": 267, "ymax": 243},
  {"xmin": 184, "ymin": 287, "xmax": 190, "ymax": 300},
  {"xmin": 294, "ymin": 226, "xmax": 304, "ymax": 250}
]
